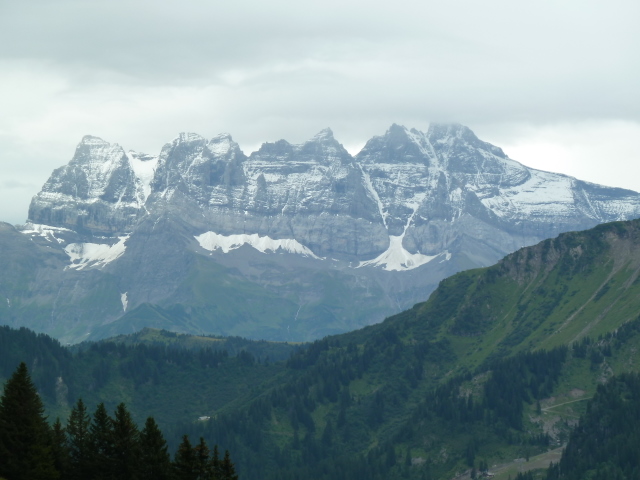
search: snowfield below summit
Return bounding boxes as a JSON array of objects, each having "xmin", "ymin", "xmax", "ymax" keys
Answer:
[
  {"xmin": 64, "ymin": 236, "xmax": 129, "ymax": 270},
  {"xmin": 195, "ymin": 231, "xmax": 320, "ymax": 258},
  {"xmin": 358, "ymin": 235, "xmax": 444, "ymax": 271}
]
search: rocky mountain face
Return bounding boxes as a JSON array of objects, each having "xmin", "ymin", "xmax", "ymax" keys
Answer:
[{"xmin": 6, "ymin": 123, "xmax": 640, "ymax": 343}]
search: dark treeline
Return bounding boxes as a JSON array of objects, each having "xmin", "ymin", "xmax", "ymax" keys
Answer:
[
  {"xmin": 84, "ymin": 341, "xmax": 232, "ymax": 391},
  {"xmin": 0, "ymin": 362, "xmax": 238, "ymax": 480},
  {"xmin": 168, "ymin": 327, "xmax": 458, "ymax": 479},
  {"xmin": 104, "ymin": 329, "xmax": 298, "ymax": 363},
  {"xmin": 0, "ymin": 325, "xmax": 237, "ymax": 404},
  {"xmin": 414, "ymin": 347, "xmax": 567, "ymax": 435},
  {"xmin": 0, "ymin": 325, "xmax": 279, "ymax": 430},
  {"xmin": 0, "ymin": 326, "xmax": 73, "ymax": 400}
]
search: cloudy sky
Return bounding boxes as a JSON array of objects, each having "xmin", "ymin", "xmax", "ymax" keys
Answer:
[{"xmin": 1, "ymin": 0, "xmax": 639, "ymax": 224}]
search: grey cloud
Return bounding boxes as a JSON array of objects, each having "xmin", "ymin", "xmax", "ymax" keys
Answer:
[
  {"xmin": 4, "ymin": 0, "xmax": 638, "ymax": 101},
  {"xmin": 1, "ymin": 1, "xmax": 406, "ymax": 84},
  {"xmin": 2, "ymin": 0, "xmax": 638, "ymax": 131}
]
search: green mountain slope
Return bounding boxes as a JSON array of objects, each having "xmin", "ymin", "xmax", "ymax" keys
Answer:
[{"xmin": 396, "ymin": 219, "xmax": 640, "ymax": 364}]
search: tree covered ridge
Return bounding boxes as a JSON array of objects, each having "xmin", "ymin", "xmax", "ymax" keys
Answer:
[
  {"xmin": 0, "ymin": 325, "xmax": 285, "ymax": 429},
  {"xmin": 0, "ymin": 362, "xmax": 238, "ymax": 480},
  {"xmin": 174, "ymin": 337, "xmax": 569, "ymax": 479}
]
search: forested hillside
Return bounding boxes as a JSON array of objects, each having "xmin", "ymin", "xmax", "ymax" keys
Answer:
[
  {"xmin": 0, "ymin": 362, "xmax": 238, "ymax": 480},
  {"xmin": 0, "ymin": 326, "xmax": 291, "ymax": 429},
  {"xmin": 4, "ymin": 219, "xmax": 640, "ymax": 478}
]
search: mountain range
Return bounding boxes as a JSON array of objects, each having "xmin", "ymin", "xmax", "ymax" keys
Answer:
[{"xmin": 4, "ymin": 123, "xmax": 640, "ymax": 344}]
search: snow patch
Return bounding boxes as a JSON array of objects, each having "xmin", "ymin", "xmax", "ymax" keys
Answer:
[
  {"xmin": 121, "ymin": 292, "xmax": 128, "ymax": 312},
  {"xmin": 20, "ymin": 223, "xmax": 72, "ymax": 243},
  {"xmin": 64, "ymin": 236, "xmax": 129, "ymax": 270},
  {"xmin": 479, "ymin": 169, "xmax": 577, "ymax": 219},
  {"xmin": 358, "ymin": 193, "xmax": 446, "ymax": 271},
  {"xmin": 359, "ymin": 236, "xmax": 443, "ymax": 271},
  {"xmin": 127, "ymin": 152, "xmax": 158, "ymax": 203},
  {"xmin": 359, "ymin": 164, "xmax": 388, "ymax": 227},
  {"xmin": 208, "ymin": 134, "xmax": 233, "ymax": 156},
  {"xmin": 195, "ymin": 232, "xmax": 320, "ymax": 258},
  {"xmin": 405, "ymin": 128, "xmax": 431, "ymax": 157}
]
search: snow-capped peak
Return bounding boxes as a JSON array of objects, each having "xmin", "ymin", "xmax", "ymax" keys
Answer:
[
  {"xmin": 207, "ymin": 133, "xmax": 236, "ymax": 157},
  {"xmin": 310, "ymin": 128, "xmax": 334, "ymax": 142},
  {"xmin": 78, "ymin": 135, "xmax": 114, "ymax": 147},
  {"xmin": 174, "ymin": 132, "xmax": 206, "ymax": 144}
]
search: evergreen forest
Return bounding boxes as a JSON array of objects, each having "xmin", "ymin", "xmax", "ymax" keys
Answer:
[{"xmin": 0, "ymin": 362, "xmax": 238, "ymax": 480}]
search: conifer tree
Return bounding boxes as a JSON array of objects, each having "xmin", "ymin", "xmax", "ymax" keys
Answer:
[
  {"xmin": 89, "ymin": 402, "xmax": 114, "ymax": 480},
  {"xmin": 0, "ymin": 362, "xmax": 59, "ymax": 480},
  {"xmin": 220, "ymin": 449, "xmax": 239, "ymax": 480},
  {"xmin": 174, "ymin": 434, "xmax": 198, "ymax": 480},
  {"xmin": 194, "ymin": 437, "xmax": 211, "ymax": 479},
  {"xmin": 321, "ymin": 419, "xmax": 334, "ymax": 446},
  {"xmin": 111, "ymin": 402, "xmax": 141, "ymax": 480},
  {"xmin": 51, "ymin": 418, "xmax": 70, "ymax": 478},
  {"xmin": 209, "ymin": 444, "xmax": 222, "ymax": 479},
  {"xmin": 139, "ymin": 417, "xmax": 172, "ymax": 480},
  {"xmin": 67, "ymin": 398, "xmax": 92, "ymax": 480}
]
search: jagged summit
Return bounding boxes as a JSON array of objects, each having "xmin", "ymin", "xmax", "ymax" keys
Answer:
[
  {"xmin": 28, "ymin": 135, "xmax": 141, "ymax": 234},
  {"xmin": 173, "ymin": 132, "xmax": 206, "ymax": 144},
  {"xmin": 386, "ymin": 123, "xmax": 412, "ymax": 139},
  {"xmin": 427, "ymin": 122, "xmax": 469, "ymax": 138},
  {"xmin": 427, "ymin": 122, "xmax": 507, "ymax": 158},
  {"xmin": 28, "ymin": 123, "xmax": 640, "ymax": 244},
  {"xmin": 310, "ymin": 127, "xmax": 335, "ymax": 141},
  {"xmin": 212, "ymin": 132, "xmax": 233, "ymax": 141},
  {"xmin": 357, "ymin": 123, "xmax": 452, "ymax": 165},
  {"xmin": 252, "ymin": 138, "xmax": 296, "ymax": 159},
  {"xmin": 79, "ymin": 134, "xmax": 111, "ymax": 145}
]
